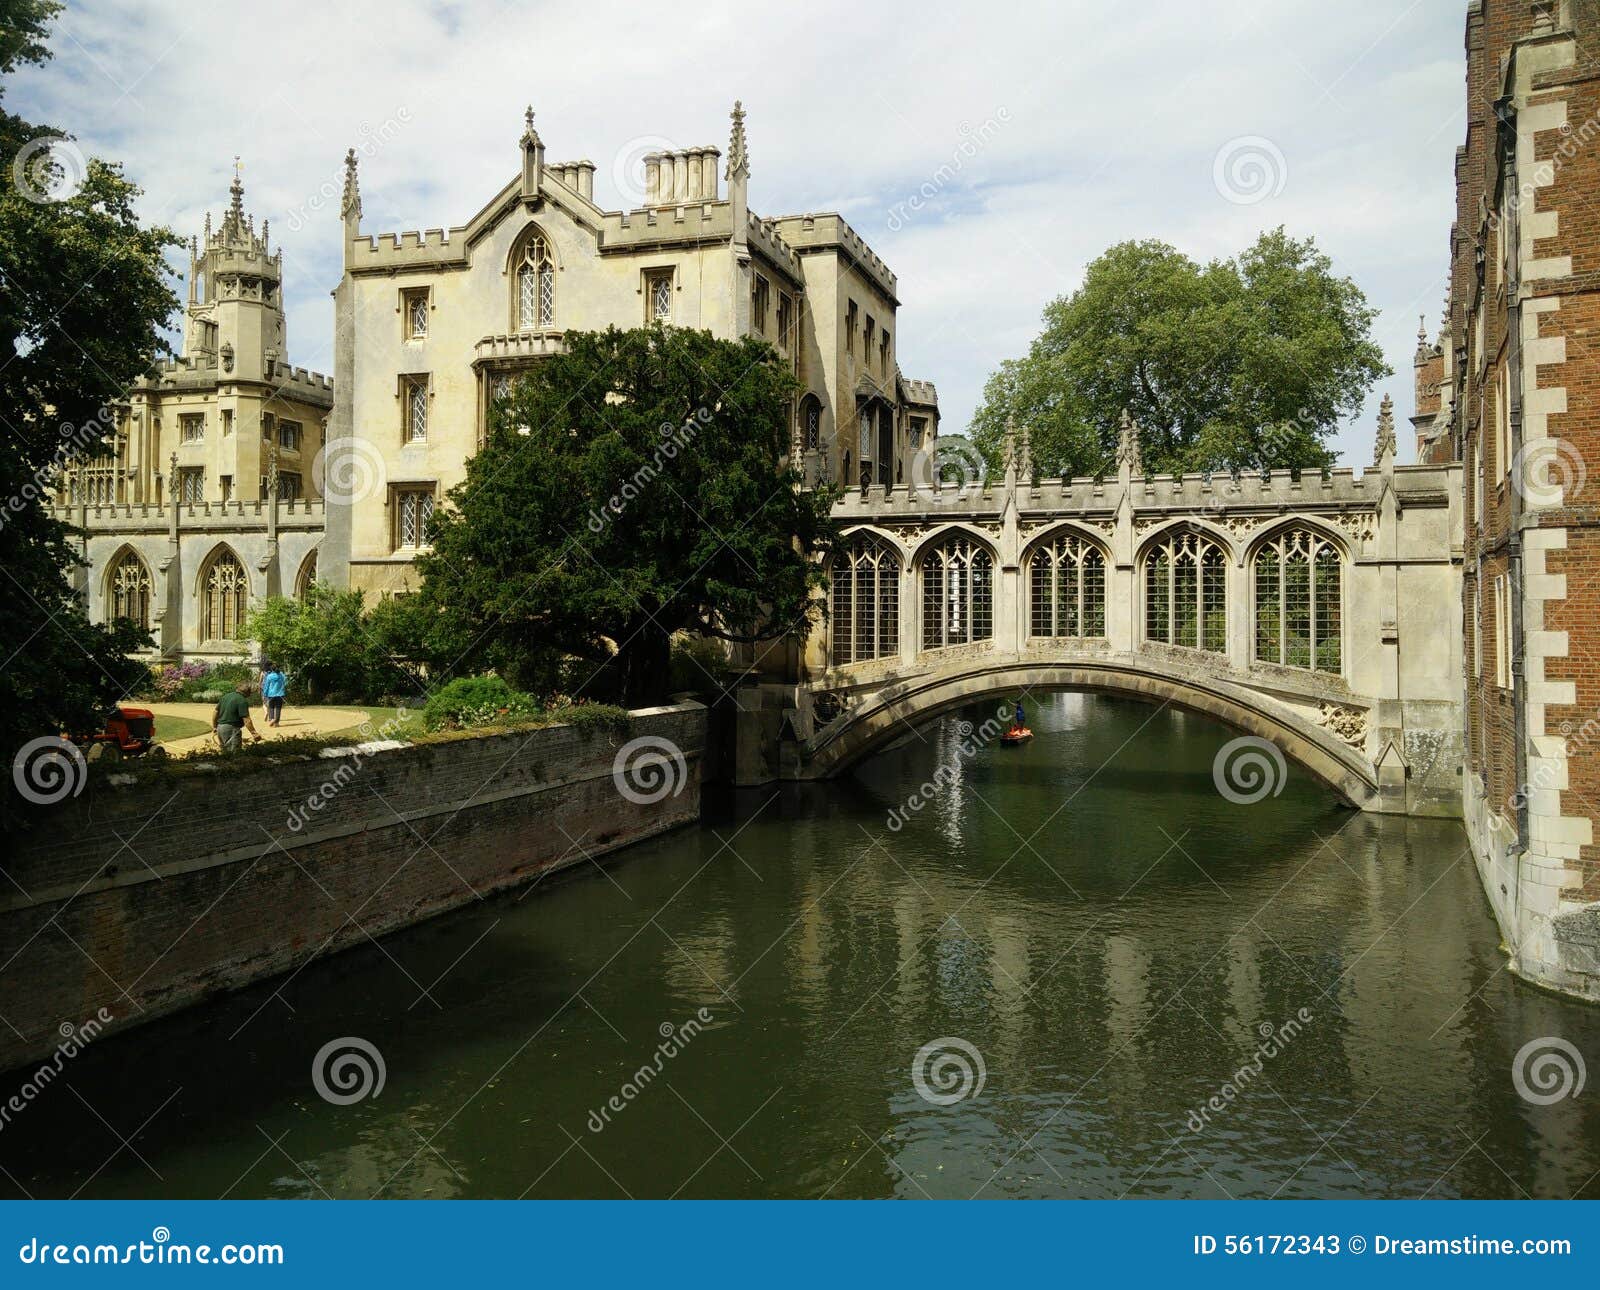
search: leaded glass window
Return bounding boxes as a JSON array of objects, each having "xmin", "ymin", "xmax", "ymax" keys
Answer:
[
  {"xmin": 803, "ymin": 400, "xmax": 821, "ymax": 452},
  {"xmin": 830, "ymin": 535, "xmax": 900, "ymax": 665},
  {"xmin": 201, "ymin": 550, "xmax": 247, "ymax": 641},
  {"xmin": 109, "ymin": 550, "xmax": 151, "ymax": 630},
  {"xmin": 648, "ymin": 271, "xmax": 672, "ymax": 322},
  {"xmin": 406, "ymin": 289, "xmax": 428, "ymax": 339},
  {"xmin": 405, "ymin": 377, "xmax": 428, "ymax": 443},
  {"xmin": 1028, "ymin": 533, "xmax": 1107, "ymax": 638},
  {"xmin": 1254, "ymin": 527, "xmax": 1341, "ymax": 672},
  {"xmin": 517, "ymin": 233, "xmax": 555, "ymax": 330},
  {"xmin": 922, "ymin": 534, "xmax": 994, "ymax": 650},
  {"xmin": 397, "ymin": 489, "xmax": 435, "ymax": 548},
  {"xmin": 1144, "ymin": 530, "xmax": 1226, "ymax": 653}
]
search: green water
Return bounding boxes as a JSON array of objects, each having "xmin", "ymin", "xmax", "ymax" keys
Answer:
[{"xmin": 5, "ymin": 693, "xmax": 1599, "ymax": 1199}]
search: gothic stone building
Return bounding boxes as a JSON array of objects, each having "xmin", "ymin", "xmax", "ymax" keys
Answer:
[
  {"xmin": 320, "ymin": 103, "xmax": 939, "ymax": 600},
  {"xmin": 58, "ymin": 174, "xmax": 333, "ymax": 659},
  {"xmin": 1414, "ymin": 0, "xmax": 1600, "ymax": 998}
]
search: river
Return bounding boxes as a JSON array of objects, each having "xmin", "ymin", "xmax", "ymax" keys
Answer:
[{"xmin": 4, "ymin": 693, "xmax": 1599, "ymax": 1199}]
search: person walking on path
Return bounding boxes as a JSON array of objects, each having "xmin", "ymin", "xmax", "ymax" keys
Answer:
[
  {"xmin": 260, "ymin": 662, "xmax": 288, "ymax": 727},
  {"xmin": 213, "ymin": 683, "xmax": 260, "ymax": 752}
]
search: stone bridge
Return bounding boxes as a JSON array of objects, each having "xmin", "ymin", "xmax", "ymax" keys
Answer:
[{"xmin": 760, "ymin": 407, "xmax": 1464, "ymax": 817}]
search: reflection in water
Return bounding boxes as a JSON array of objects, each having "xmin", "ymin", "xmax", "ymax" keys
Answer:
[{"xmin": 3, "ymin": 693, "xmax": 1599, "ymax": 1199}]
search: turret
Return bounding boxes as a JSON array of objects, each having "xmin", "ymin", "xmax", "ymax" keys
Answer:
[
  {"xmin": 340, "ymin": 147, "xmax": 362, "ymax": 266},
  {"xmin": 521, "ymin": 106, "xmax": 544, "ymax": 201},
  {"xmin": 727, "ymin": 100, "xmax": 749, "ymax": 249},
  {"xmin": 182, "ymin": 161, "xmax": 286, "ymax": 383}
]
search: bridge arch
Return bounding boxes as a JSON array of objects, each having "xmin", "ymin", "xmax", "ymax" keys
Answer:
[{"xmin": 802, "ymin": 657, "xmax": 1380, "ymax": 810}]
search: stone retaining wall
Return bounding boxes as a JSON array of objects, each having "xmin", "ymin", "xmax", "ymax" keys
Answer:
[{"xmin": 0, "ymin": 703, "xmax": 705, "ymax": 1073}]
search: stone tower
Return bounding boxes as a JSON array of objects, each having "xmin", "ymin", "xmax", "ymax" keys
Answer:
[{"xmin": 184, "ymin": 162, "xmax": 287, "ymax": 384}]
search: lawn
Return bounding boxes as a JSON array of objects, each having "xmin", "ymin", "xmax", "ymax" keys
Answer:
[
  {"xmin": 321, "ymin": 705, "xmax": 426, "ymax": 741},
  {"xmin": 153, "ymin": 714, "xmax": 211, "ymax": 744}
]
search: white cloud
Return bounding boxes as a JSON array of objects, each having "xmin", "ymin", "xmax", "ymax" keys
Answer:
[{"xmin": 10, "ymin": 0, "xmax": 1464, "ymax": 464}]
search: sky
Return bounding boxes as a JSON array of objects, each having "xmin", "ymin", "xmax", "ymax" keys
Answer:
[{"xmin": 10, "ymin": 0, "xmax": 1467, "ymax": 466}]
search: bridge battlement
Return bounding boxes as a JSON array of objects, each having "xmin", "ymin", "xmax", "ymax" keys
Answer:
[
  {"xmin": 763, "ymin": 413, "xmax": 1465, "ymax": 818},
  {"xmin": 831, "ymin": 462, "xmax": 1457, "ymax": 524}
]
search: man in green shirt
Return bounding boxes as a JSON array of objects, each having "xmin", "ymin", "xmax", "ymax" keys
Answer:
[{"xmin": 213, "ymin": 683, "xmax": 260, "ymax": 752}]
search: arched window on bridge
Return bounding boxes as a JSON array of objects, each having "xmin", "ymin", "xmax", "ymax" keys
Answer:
[
  {"xmin": 1028, "ymin": 533, "xmax": 1106, "ymax": 638},
  {"xmin": 830, "ymin": 535, "xmax": 900, "ymax": 665},
  {"xmin": 922, "ymin": 534, "xmax": 993, "ymax": 650},
  {"xmin": 1144, "ymin": 530, "xmax": 1226, "ymax": 653},
  {"xmin": 1254, "ymin": 527, "xmax": 1341, "ymax": 673}
]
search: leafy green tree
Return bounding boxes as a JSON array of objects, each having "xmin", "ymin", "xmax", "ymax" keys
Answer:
[
  {"xmin": 972, "ymin": 230, "xmax": 1389, "ymax": 478},
  {"xmin": 0, "ymin": 0, "xmax": 179, "ymax": 767},
  {"xmin": 243, "ymin": 585, "xmax": 418, "ymax": 702},
  {"xmin": 416, "ymin": 326, "xmax": 835, "ymax": 707}
]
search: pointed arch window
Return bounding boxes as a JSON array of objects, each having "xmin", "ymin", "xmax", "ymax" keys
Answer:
[
  {"xmin": 516, "ymin": 231, "xmax": 555, "ymax": 331},
  {"xmin": 201, "ymin": 550, "xmax": 248, "ymax": 641},
  {"xmin": 1145, "ymin": 530, "xmax": 1226, "ymax": 653},
  {"xmin": 801, "ymin": 396, "xmax": 822, "ymax": 453},
  {"xmin": 922, "ymin": 534, "xmax": 993, "ymax": 650},
  {"xmin": 1254, "ymin": 527, "xmax": 1341, "ymax": 672},
  {"xmin": 1029, "ymin": 533, "xmax": 1106, "ymax": 638},
  {"xmin": 830, "ymin": 535, "xmax": 900, "ymax": 665},
  {"xmin": 296, "ymin": 549, "xmax": 319, "ymax": 601},
  {"xmin": 109, "ymin": 550, "xmax": 152, "ymax": 631}
]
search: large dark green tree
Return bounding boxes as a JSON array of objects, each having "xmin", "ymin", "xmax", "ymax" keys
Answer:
[
  {"xmin": 971, "ymin": 230, "xmax": 1389, "ymax": 478},
  {"xmin": 415, "ymin": 326, "xmax": 835, "ymax": 707},
  {"xmin": 0, "ymin": 0, "xmax": 179, "ymax": 768}
]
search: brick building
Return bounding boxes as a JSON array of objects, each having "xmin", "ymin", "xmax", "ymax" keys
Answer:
[{"xmin": 1417, "ymin": 0, "xmax": 1600, "ymax": 997}]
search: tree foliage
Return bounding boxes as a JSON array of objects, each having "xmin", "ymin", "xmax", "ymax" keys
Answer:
[
  {"xmin": 414, "ymin": 326, "xmax": 836, "ymax": 707},
  {"xmin": 971, "ymin": 230, "xmax": 1389, "ymax": 478},
  {"xmin": 0, "ymin": 0, "xmax": 180, "ymax": 765},
  {"xmin": 242, "ymin": 585, "xmax": 420, "ymax": 702}
]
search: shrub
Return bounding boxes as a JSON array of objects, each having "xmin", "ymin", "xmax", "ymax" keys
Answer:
[
  {"xmin": 243, "ymin": 586, "xmax": 419, "ymax": 704},
  {"xmin": 423, "ymin": 675, "xmax": 541, "ymax": 730},
  {"xmin": 144, "ymin": 660, "xmax": 256, "ymax": 702}
]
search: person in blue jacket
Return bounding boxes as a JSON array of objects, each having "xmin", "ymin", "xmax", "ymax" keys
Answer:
[
  {"xmin": 1012, "ymin": 698, "xmax": 1025, "ymax": 731},
  {"xmin": 260, "ymin": 662, "xmax": 288, "ymax": 728}
]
